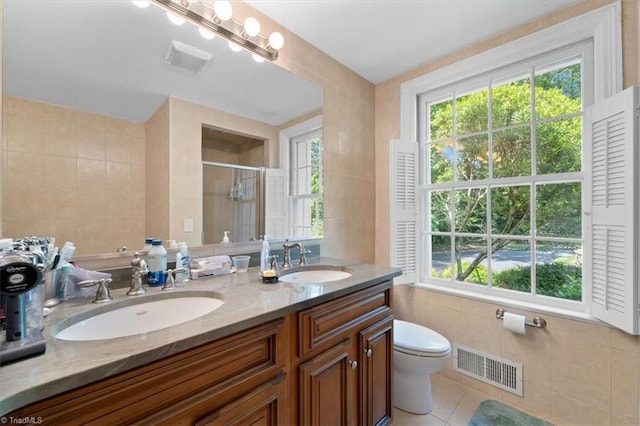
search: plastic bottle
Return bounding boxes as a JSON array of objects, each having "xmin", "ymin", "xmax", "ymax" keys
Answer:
[
  {"xmin": 221, "ymin": 231, "xmax": 230, "ymax": 244},
  {"xmin": 147, "ymin": 239, "xmax": 167, "ymax": 286},
  {"xmin": 176, "ymin": 242, "xmax": 191, "ymax": 283},
  {"xmin": 260, "ymin": 236, "xmax": 270, "ymax": 275}
]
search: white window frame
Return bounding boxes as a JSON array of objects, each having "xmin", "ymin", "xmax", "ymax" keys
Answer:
[
  {"xmin": 418, "ymin": 42, "xmax": 592, "ymax": 312},
  {"xmin": 279, "ymin": 116, "xmax": 324, "ymax": 238},
  {"xmin": 397, "ymin": 1, "xmax": 622, "ymax": 318}
]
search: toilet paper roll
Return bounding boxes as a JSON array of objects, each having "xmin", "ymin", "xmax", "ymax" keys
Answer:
[{"xmin": 503, "ymin": 312, "xmax": 526, "ymax": 335}]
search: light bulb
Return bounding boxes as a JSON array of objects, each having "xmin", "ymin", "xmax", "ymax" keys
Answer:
[
  {"xmin": 243, "ymin": 17, "xmax": 261, "ymax": 37},
  {"xmin": 252, "ymin": 54, "xmax": 265, "ymax": 63},
  {"xmin": 228, "ymin": 41, "xmax": 242, "ymax": 52},
  {"xmin": 167, "ymin": 12, "xmax": 185, "ymax": 25},
  {"xmin": 199, "ymin": 27, "xmax": 215, "ymax": 39},
  {"xmin": 131, "ymin": 0, "xmax": 150, "ymax": 8},
  {"xmin": 268, "ymin": 32, "xmax": 284, "ymax": 50},
  {"xmin": 213, "ymin": 0, "xmax": 232, "ymax": 21}
]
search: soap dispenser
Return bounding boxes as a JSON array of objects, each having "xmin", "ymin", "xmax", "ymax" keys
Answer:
[
  {"xmin": 260, "ymin": 236, "xmax": 270, "ymax": 275},
  {"xmin": 221, "ymin": 231, "xmax": 231, "ymax": 244}
]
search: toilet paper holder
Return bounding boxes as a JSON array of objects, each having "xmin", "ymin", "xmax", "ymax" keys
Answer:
[{"xmin": 495, "ymin": 309, "xmax": 547, "ymax": 329}]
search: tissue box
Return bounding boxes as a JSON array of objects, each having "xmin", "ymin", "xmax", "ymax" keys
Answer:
[{"xmin": 190, "ymin": 255, "xmax": 232, "ymax": 278}]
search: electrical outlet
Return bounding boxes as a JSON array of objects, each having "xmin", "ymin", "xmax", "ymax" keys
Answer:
[{"xmin": 184, "ymin": 218, "xmax": 194, "ymax": 232}]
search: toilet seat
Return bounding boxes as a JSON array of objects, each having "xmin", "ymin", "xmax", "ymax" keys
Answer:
[{"xmin": 394, "ymin": 320, "xmax": 451, "ymax": 358}]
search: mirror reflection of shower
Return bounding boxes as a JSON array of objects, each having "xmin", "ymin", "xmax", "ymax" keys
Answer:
[
  {"xmin": 202, "ymin": 124, "xmax": 266, "ymax": 245},
  {"xmin": 203, "ymin": 163, "xmax": 264, "ymax": 244}
]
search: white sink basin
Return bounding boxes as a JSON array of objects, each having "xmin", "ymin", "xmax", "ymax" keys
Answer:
[
  {"xmin": 279, "ymin": 269, "xmax": 351, "ymax": 284},
  {"xmin": 55, "ymin": 297, "xmax": 224, "ymax": 341}
]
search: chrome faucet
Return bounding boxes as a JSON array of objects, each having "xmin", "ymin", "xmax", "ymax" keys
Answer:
[
  {"xmin": 282, "ymin": 239, "xmax": 308, "ymax": 268},
  {"xmin": 127, "ymin": 253, "xmax": 148, "ymax": 296}
]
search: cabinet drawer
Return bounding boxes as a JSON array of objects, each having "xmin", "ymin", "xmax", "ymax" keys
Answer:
[
  {"xmin": 298, "ymin": 282, "xmax": 392, "ymax": 357},
  {"xmin": 11, "ymin": 319, "xmax": 286, "ymax": 425}
]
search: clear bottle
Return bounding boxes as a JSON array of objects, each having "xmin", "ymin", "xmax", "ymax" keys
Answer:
[
  {"xmin": 260, "ymin": 236, "xmax": 270, "ymax": 275},
  {"xmin": 147, "ymin": 239, "xmax": 167, "ymax": 286},
  {"xmin": 176, "ymin": 242, "xmax": 191, "ymax": 283}
]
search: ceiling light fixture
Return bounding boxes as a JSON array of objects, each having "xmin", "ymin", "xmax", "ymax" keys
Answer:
[{"xmin": 145, "ymin": 0, "xmax": 284, "ymax": 62}]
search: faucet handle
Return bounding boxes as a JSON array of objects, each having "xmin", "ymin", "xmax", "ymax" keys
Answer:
[
  {"xmin": 78, "ymin": 278, "xmax": 113, "ymax": 304},
  {"xmin": 163, "ymin": 268, "xmax": 186, "ymax": 291},
  {"xmin": 299, "ymin": 248, "xmax": 308, "ymax": 266},
  {"xmin": 269, "ymin": 255, "xmax": 280, "ymax": 271}
]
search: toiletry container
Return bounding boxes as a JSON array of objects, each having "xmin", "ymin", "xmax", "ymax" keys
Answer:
[
  {"xmin": 260, "ymin": 236, "xmax": 270, "ymax": 275},
  {"xmin": 221, "ymin": 231, "xmax": 230, "ymax": 244},
  {"xmin": 147, "ymin": 240, "xmax": 167, "ymax": 286},
  {"xmin": 176, "ymin": 242, "xmax": 190, "ymax": 283}
]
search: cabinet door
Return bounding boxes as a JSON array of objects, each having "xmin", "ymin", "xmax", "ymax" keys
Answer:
[
  {"xmin": 359, "ymin": 316, "xmax": 394, "ymax": 426},
  {"xmin": 299, "ymin": 339, "xmax": 357, "ymax": 426}
]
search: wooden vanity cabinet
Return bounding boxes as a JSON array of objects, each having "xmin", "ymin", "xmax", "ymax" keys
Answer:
[
  {"xmin": 294, "ymin": 281, "xmax": 394, "ymax": 426},
  {"xmin": 9, "ymin": 319, "xmax": 288, "ymax": 425},
  {"xmin": 9, "ymin": 280, "xmax": 394, "ymax": 426}
]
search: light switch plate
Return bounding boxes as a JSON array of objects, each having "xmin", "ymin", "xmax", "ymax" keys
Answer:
[{"xmin": 184, "ymin": 218, "xmax": 194, "ymax": 232}]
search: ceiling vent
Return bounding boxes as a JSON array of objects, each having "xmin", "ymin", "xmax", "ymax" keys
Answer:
[{"xmin": 164, "ymin": 40, "xmax": 212, "ymax": 74}]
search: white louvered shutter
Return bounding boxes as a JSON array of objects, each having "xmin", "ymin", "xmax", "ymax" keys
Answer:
[
  {"xmin": 264, "ymin": 168, "xmax": 288, "ymax": 239},
  {"xmin": 391, "ymin": 139, "xmax": 418, "ymax": 284},
  {"xmin": 585, "ymin": 86, "xmax": 639, "ymax": 334}
]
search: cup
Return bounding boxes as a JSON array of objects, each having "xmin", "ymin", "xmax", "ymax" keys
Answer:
[{"xmin": 232, "ymin": 255, "xmax": 250, "ymax": 272}]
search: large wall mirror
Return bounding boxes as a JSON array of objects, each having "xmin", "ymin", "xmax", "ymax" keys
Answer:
[{"xmin": 2, "ymin": 0, "xmax": 323, "ymax": 256}]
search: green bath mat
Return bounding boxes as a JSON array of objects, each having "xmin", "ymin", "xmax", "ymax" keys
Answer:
[{"xmin": 468, "ymin": 400, "xmax": 554, "ymax": 426}]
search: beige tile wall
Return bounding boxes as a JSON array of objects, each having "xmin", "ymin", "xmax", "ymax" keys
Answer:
[
  {"xmin": 394, "ymin": 285, "xmax": 640, "ymax": 425},
  {"xmin": 2, "ymin": 96, "xmax": 146, "ymax": 255}
]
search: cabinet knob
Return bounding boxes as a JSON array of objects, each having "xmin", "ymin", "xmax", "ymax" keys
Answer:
[
  {"xmin": 364, "ymin": 349, "xmax": 372, "ymax": 358},
  {"xmin": 349, "ymin": 360, "xmax": 358, "ymax": 369}
]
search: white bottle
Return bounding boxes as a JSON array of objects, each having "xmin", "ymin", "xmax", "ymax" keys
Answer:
[
  {"xmin": 221, "ymin": 231, "xmax": 230, "ymax": 244},
  {"xmin": 147, "ymin": 239, "xmax": 167, "ymax": 286},
  {"xmin": 176, "ymin": 242, "xmax": 191, "ymax": 283},
  {"xmin": 260, "ymin": 236, "xmax": 270, "ymax": 275}
]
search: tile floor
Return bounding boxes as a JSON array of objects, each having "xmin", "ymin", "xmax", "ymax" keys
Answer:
[{"xmin": 392, "ymin": 373, "xmax": 503, "ymax": 426}]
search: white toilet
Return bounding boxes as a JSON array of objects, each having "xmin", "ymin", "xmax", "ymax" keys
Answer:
[{"xmin": 393, "ymin": 319, "xmax": 451, "ymax": 414}]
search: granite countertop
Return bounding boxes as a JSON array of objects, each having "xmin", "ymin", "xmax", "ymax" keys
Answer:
[{"xmin": 0, "ymin": 258, "xmax": 401, "ymax": 415}]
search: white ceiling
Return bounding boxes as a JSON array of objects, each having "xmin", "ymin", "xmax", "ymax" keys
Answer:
[{"xmin": 246, "ymin": 0, "xmax": 581, "ymax": 84}]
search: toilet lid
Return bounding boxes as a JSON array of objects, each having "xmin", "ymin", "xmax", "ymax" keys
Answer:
[{"xmin": 394, "ymin": 320, "xmax": 451, "ymax": 356}]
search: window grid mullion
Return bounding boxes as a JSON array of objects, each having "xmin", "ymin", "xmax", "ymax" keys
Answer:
[{"xmin": 530, "ymin": 65, "xmax": 538, "ymax": 296}]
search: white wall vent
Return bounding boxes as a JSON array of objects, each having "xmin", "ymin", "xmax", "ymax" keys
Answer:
[{"xmin": 453, "ymin": 343, "xmax": 523, "ymax": 396}]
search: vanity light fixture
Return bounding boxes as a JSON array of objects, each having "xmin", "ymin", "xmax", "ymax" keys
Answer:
[{"xmin": 145, "ymin": 0, "xmax": 284, "ymax": 62}]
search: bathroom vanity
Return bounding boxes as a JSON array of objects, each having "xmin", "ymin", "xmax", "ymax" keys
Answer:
[{"xmin": 1, "ymin": 259, "xmax": 401, "ymax": 425}]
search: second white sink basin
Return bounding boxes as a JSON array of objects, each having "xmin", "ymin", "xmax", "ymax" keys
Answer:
[
  {"xmin": 279, "ymin": 269, "xmax": 351, "ymax": 284},
  {"xmin": 55, "ymin": 297, "xmax": 224, "ymax": 341}
]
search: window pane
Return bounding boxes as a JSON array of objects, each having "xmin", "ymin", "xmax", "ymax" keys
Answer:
[
  {"xmin": 454, "ymin": 237, "xmax": 488, "ymax": 285},
  {"xmin": 431, "ymin": 235, "xmax": 452, "ymax": 279},
  {"xmin": 493, "ymin": 126, "xmax": 531, "ymax": 178},
  {"xmin": 536, "ymin": 116, "xmax": 582, "ymax": 174},
  {"xmin": 429, "ymin": 99, "xmax": 453, "ymax": 140},
  {"xmin": 536, "ymin": 183, "xmax": 581, "ymax": 238},
  {"xmin": 491, "ymin": 185, "xmax": 530, "ymax": 235},
  {"xmin": 492, "ymin": 76, "xmax": 531, "ymax": 128},
  {"xmin": 430, "ymin": 190, "xmax": 451, "ymax": 232},
  {"xmin": 312, "ymin": 197, "xmax": 323, "ymax": 237},
  {"xmin": 535, "ymin": 61, "xmax": 581, "ymax": 120},
  {"xmin": 456, "ymin": 134, "xmax": 489, "ymax": 181},
  {"xmin": 456, "ymin": 87, "xmax": 488, "ymax": 135},
  {"xmin": 491, "ymin": 239, "xmax": 532, "ymax": 294},
  {"xmin": 430, "ymin": 140, "xmax": 454, "ymax": 183},
  {"xmin": 535, "ymin": 241, "xmax": 582, "ymax": 301},
  {"xmin": 454, "ymin": 188, "xmax": 487, "ymax": 233}
]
